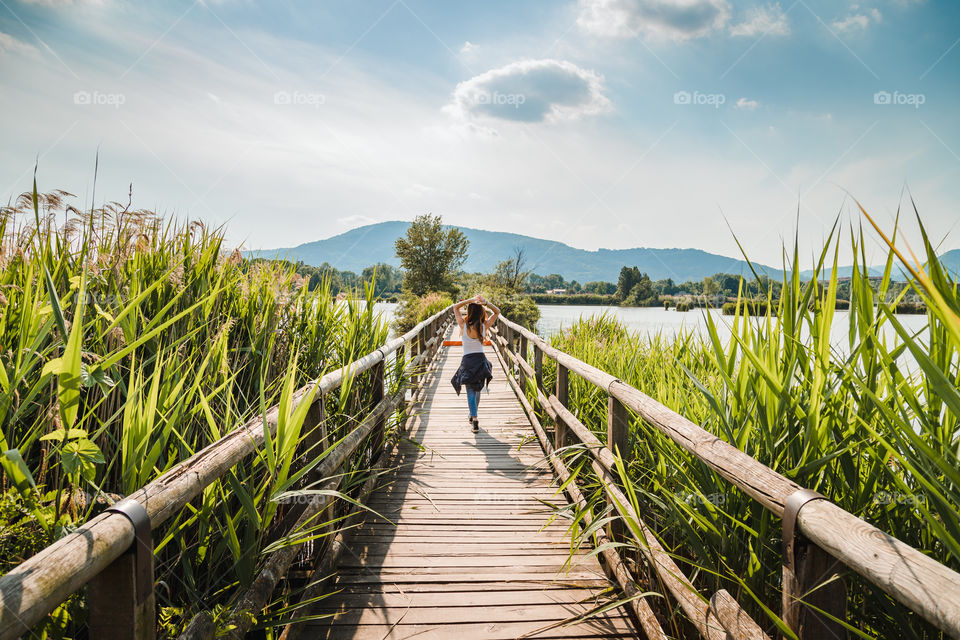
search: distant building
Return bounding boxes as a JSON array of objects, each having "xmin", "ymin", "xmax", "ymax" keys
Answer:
[{"xmin": 547, "ymin": 288, "xmax": 567, "ymax": 295}]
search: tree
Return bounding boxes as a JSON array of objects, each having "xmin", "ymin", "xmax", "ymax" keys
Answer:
[
  {"xmin": 616, "ymin": 266, "xmax": 643, "ymax": 301},
  {"xmin": 493, "ymin": 246, "xmax": 532, "ymax": 291},
  {"xmin": 654, "ymin": 278, "xmax": 677, "ymax": 296},
  {"xmin": 583, "ymin": 281, "xmax": 616, "ymax": 295},
  {"xmin": 395, "ymin": 214, "xmax": 469, "ymax": 295},
  {"xmin": 542, "ymin": 273, "xmax": 565, "ymax": 290},
  {"xmin": 702, "ymin": 276, "xmax": 720, "ymax": 296},
  {"xmin": 362, "ymin": 263, "xmax": 403, "ymax": 297},
  {"xmin": 623, "ymin": 273, "xmax": 656, "ymax": 306},
  {"xmin": 720, "ymin": 274, "xmax": 741, "ymax": 295}
]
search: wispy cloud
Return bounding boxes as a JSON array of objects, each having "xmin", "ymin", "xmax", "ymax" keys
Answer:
[
  {"xmin": 730, "ymin": 3, "xmax": 790, "ymax": 37},
  {"xmin": 445, "ymin": 59, "xmax": 610, "ymax": 124},
  {"xmin": 0, "ymin": 30, "xmax": 37, "ymax": 55},
  {"xmin": 1, "ymin": 0, "xmax": 956, "ymax": 265},
  {"xmin": 831, "ymin": 7, "xmax": 882, "ymax": 34},
  {"xmin": 577, "ymin": 0, "xmax": 731, "ymax": 41}
]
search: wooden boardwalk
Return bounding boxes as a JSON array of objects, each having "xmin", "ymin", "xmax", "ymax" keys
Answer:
[{"xmin": 310, "ymin": 329, "xmax": 637, "ymax": 639}]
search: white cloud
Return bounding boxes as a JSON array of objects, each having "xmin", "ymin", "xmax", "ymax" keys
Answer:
[
  {"xmin": 730, "ymin": 3, "xmax": 790, "ymax": 37},
  {"xmin": 445, "ymin": 59, "xmax": 610, "ymax": 124},
  {"xmin": 3, "ymin": 2, "xmax": 955, "ymax": 267},
  {"xmin": 577, "ymin": 0, "xmax": 731, "ymax": 41},
  {"xmin": 831, "ymin": 7, "xmax": 882, "ymax": 33},
  {"xmin": 460, "ymin": 41, "xmax": 478, "ymax": 55},
  {"xmin": 735, "ymin": 97, "xmax": 759, "ymax": 110},
  {"xmin": 336, "ymin": 215, "xmax": 377, "ymax": 229},
  {"xmin": 18, "ymin": 0, "xmax": 108, "ymax": 5},
  {"xmin": 403, "ymin": 183, "xmax": 438, "ymax": 197},
  {"xmin": 0, "ymin": 32, "xmax": 38, "ymax": 55}
]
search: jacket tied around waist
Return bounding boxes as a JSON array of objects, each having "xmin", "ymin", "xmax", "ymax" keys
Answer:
[{"xmin": 451, "ymin": 352, "xmax": 493, "ymax": 395}]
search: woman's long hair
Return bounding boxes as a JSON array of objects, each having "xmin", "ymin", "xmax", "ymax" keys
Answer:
[{"xmin": 466, "ymin": 302, "xmax": 485, "ymax": 338}]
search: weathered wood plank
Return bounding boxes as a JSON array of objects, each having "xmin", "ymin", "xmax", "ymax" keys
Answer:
[
  {"xmin": 314, "ymin": 604, "xmax": 635, "ymax": 627},
  {"xmin": 307, "ymin": 343, "xmax": 638, "ymax": 639},
  {"xmin": 314, "ymin": 588, "xmax": 613, "ymax": 608},
  {"xmin": 316, "ymin": 621, "xmax": 634, "ymax": 640}
]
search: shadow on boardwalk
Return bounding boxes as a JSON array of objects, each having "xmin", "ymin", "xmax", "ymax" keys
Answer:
[{"xmin": 304, "ymin": 335, "xmax": 638, "ymax": 640}]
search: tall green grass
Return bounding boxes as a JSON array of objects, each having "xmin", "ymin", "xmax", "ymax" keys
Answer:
[
  {"xmin": 540, "ymin": 217, "xmax": 959, "ymax": 638},
  {"xmin": 0, "ymin": 185, "xmax": 398, "ymax": 636}
]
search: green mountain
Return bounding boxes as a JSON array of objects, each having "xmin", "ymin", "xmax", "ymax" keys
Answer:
[
  {"xmin": 246, "ymin": 221, "xmax": 781, "ymax": 283},
  {"xmin": 799, "ymin": 248, "xmax": 960, "ymax": 281}
]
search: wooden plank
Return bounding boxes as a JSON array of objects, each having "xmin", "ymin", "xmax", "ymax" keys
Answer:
[
  {"xmin": 333, "ymin": 581, "xmax": 614, "ymax": 594},
  {"xmin": 315, "ymin": 621, "xmax": 634, "ymax": 640},
  {"xmin": 316, "ymin": 588, "xmax": 613, "ymax": 608},
  {"xmin": 305, "ymin": 344, "xmax": 638, "ymax": 640},
  {"xmin": 499, "ymin": 316, "xmax": 960, "ymax": 640},
  {"xmin": 347, "ymin": 544, "xmax": 586, "ymax": 555},
  {"xmin": 317, "ymin": 605, "xmax": 635, "ymax": 627},
  {"xmin": 0, "ymin": 309, "xmax": 455, "ymax": 640},
  {"xmin": 333, "ymin": 572, "xmax": 609, "ymax": 584},
  {"xmin": 710, "ymin": 589, "xmax": 772, "ymax": 640}
]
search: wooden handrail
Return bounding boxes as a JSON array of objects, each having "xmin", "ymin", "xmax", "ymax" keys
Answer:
[
  {"xmin": 487, "ymin": 338, "xmax": 670, "ymax": 640},
  {"xmin": 0, "ymin": 306, "xmax": 454, "ymax": 639},
  {"xmin": 495, "ymin": 314, "xmax": 960, "ymax": 638}
]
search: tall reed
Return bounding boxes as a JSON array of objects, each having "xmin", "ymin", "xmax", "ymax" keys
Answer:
[
  {"xmin": 540, "ymin": 218, "xmax": 959, "ymax": 638},
  {"xmin": 0, "ymin": 184, "xmax": 397, "ymax": 636}
]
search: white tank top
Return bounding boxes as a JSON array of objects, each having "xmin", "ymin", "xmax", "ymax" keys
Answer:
[{"xmin": 461, "ymin": 323, "xmax": 485, "ymax": 355}]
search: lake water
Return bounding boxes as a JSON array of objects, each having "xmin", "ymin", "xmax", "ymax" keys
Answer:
[
  {"xmin": 535, "ymin": 304, "xmax": 929, "ymax": 357},
  {"xmin": 373, "ymin": 302, "xmax": 929, "ymax": 356}
]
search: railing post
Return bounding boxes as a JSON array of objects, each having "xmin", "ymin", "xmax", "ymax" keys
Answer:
[
  {"xmin": 88, "ymin": 500, "xmax": 155, "ymax": 640},
  {"xmin": 413, "ymin": 326, "xmax": 425, "ymax": 390},
  {"xmin": 369, "ymin": 359, "xmax": 386, "ymax": 463},
  {"xmin": 606, "ymin": 396, "xmax": 631, "ymax": 542},
  {"xmin": 518, "ymin": 334, "xmax": 528, "ymax": 389},
  {"xmin": 303, "ymin": 396, "xmax": 335, "ymax": 566},
  {"xmin": 304, "ymin": 397, "xmax": 327, "ymax": 477},
  {"xmin": 782, "ymin": 490, "xmax": 847, "ymax": 639},
  {"xmin": 533, "ymin": 345, "xmax": 543, "ymax": 391},
  {"xmin": 555, "ymin": 364, "xmax": 568, "ymax": 450},
  {"xmin": 396, "ymin": 344, "xmax": 407, "ymax": 416}
]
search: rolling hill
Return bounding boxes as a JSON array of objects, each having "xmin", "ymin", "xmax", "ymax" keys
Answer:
[
  {"xmin": 247, "ymin": 222, "xmax": 960, "ymax": 283},
  {"xmin": 799, "ymin": 248, "xmax": 960, "ymax": 281},
  {"xmin": 245, "ymin": 221, "xmax": 782, "ymax": 283}
]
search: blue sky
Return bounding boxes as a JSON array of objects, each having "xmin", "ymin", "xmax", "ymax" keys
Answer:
[{"xmin": 1, "ymin": 0, "xmax": 958, "ymax": 266}]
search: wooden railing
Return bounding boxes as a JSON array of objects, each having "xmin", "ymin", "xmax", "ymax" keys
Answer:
[
  {"xmin": 7, "ymin": 305, "xmax": 959, "ymax": 640},
  {"xmin": 0, "ymin": 307, "xmax": 454, "ymax": 640},
  {"xmin": 492, "ymin": 315, "xmax": 960, "ymax": 640}
]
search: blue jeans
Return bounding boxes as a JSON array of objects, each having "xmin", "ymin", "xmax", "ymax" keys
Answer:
[{"xmin": 466, "ymin": 387, "xmax": 481, "ymax": 418}]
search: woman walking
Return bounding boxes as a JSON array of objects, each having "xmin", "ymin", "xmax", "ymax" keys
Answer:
[{"xmin": 451, "ymin": 295, "xmax": 499, "ymax": 433}]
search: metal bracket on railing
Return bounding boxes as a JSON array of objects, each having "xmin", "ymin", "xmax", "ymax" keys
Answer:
[
  {"xmin": 782, "ymin": 488, "xmax": 828, "ymax": 573},
  {"xmin": 106, "ymin": 498, "xmax": 153, "ymax": 604}
]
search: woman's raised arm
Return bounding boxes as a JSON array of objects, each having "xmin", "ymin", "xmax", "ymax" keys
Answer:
[
  {"xmin": 452, "ymin": 295, "xmax": 476, "ymax": 326},
  {"xmin": 479, "ymin": 296, "xmax": 500, "ymax": 329}
]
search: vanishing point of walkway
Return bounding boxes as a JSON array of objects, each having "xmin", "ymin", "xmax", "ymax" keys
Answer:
[{"xmin": 311, "ymin": 329, "xmax": 637, "ymax": 639}]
